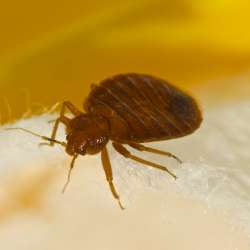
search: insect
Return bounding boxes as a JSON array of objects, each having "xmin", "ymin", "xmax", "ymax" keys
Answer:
[{"xmin": 8, "ymin": 73, "xmax": 202, "ymax": 209}]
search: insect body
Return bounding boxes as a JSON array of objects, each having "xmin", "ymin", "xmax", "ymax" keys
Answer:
[{"xmin": 9, "ymin": 73, "xmax": 202, "ymax": 209}]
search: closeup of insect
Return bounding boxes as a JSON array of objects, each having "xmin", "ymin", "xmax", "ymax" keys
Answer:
[{"xmin": 8, "ymin": 73, "xmax": 202, "ymax": 209}]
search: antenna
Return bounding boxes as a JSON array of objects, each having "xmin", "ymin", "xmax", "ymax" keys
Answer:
[{"xmin": 5, "ymin": 127, "xmax": 66, "ymax": 147}]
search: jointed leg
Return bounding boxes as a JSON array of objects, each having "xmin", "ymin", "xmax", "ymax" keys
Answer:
[
  {"xmin": 62, "ymin": 154, "xmax": 78, "ymax": 193},
  {"xmin": 101, "ymin": 146, "xmax": 124, "ymax": 210},
  {"xmin": 5, "ymin": 103, "xmax": 80, "ymax": 147},
  {"xmin": 112, "ymin": 142, "xmax": 177, "ymax": 179},
  {"xmin": 128, "ymin": 142, "xmax": 182, "ymax": 164},
  {"xmin": 49, "ymin": 101, "xmax": 82, "ymax": 146}
]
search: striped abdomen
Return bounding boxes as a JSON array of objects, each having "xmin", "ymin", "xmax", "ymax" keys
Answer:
[{"xmin": 84, "ymin": 73, "xmax": 202, "ymax": 143}]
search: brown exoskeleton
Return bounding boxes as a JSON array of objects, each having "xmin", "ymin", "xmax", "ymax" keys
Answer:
[{"xmin": 7, "ymin": 73, "xmax": 202, "ymax": 209}]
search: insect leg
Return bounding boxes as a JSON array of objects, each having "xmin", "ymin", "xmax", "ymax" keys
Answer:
[
  {"xmin": 101, "ymin": 146, "xmax": 124, "ymax": 210},
  {"xmin": 112, "ymin": 142, "xmax": 176, "ymax": 179},
  {"xmin": 62, "ymin": 154, "xmax": 78, "ymax": 193},
  {"xmin": 62, "ymin": 101, "xmax": 82, "ymax": 116},
  {"xmin": 49, "ymin": 101, "xmax": 82, "ymax": 146},
  {"xmin": 127, "ymin": 142, "xmax": 182, "ymax": 164}
]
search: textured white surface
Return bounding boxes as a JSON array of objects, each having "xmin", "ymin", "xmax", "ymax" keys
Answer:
[
  {"xmin": 174, "ymin": 101, "xmax": 250, "ymax": 232},
  {"xmin": 0, "ymin": 101, "xmax": 250, "ymax": 249}
]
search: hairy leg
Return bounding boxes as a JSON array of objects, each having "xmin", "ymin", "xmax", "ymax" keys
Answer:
[
  {"xmin": 101, "ymin": 146, "xmax": 124, "ymax": 210},
  {"xmin": 62, "ymin": 154, "xmax": 78, "ymax": 193},
  {"xmin": 128, "ymin": 142, "xmax": 182, "ymax": 163},
  {"xmin": 112, "ymin": 142, "xmax": 176, "ymax": 179},
  {"xmin": 49, "ymin": 101, "xmax": 82, "ymax": 146}
]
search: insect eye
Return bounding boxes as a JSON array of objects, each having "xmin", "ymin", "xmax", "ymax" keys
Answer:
[{"xmin": 66, "ymin": 133, "xmax": 72, "ymax": 141}]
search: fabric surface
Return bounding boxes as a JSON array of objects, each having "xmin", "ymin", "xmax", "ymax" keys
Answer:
[{"xmin": 0, "ymin": 101, "xmax": 249, "ymax": 249}]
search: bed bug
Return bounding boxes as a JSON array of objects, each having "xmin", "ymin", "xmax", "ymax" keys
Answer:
[{"xmin": 8, "ymin": 73, "xmax": 202, "ymax": 209}]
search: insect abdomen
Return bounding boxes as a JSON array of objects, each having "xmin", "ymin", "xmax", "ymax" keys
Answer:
[{"xmin": 85, "ymin": 73, "xmax": 202, "ymax": 143}]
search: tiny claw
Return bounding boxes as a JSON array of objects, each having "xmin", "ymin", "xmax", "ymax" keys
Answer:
[
  {"xmin": 167, "ymin": 152, "xmax": 182, "ymax": 164},
  {"xmin": 163, "ymin": 167, "xmax": 177, "ymax": 180},
  {"xmin": 175, "ymin": 156, "xmax": 183, "ymax": 164},
  {"xmin": 171, "ymin": 172, "xmax": 177, "ymax": 180},
  {"xmin": 61, "ymin": 180, "xmax": 69, "ymax": 194},
  {"xmin": 118, "ymin": 200, "xmax": 125, "ymax": 210}
]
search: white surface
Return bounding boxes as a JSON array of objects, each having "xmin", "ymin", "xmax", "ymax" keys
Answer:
[{"xmin": 0, "ymin": 101, "xmax": 250, "ymax": 249}]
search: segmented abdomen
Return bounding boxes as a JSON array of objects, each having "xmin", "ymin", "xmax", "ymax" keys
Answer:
[{"xmin": 84, "ymin": 73, "xmax": 202, "ymax": 142}]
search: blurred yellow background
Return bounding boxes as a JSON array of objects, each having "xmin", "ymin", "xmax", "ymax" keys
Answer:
[
  {"xmin": 0, "ymin": 0, "xmax": 250, "ymax": 123},
  {"xmin": 1, "ymin": 3, "xmax": 250, "ymax": 244}
]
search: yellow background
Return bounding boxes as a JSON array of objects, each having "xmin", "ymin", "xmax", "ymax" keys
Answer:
[
  {"xmin": 0, "ymin": 2, "xmax": 250, "ymax": 242},
  {"xmin": 0, "ymin": 0, "xmax": 250, "ymax": 122}
]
